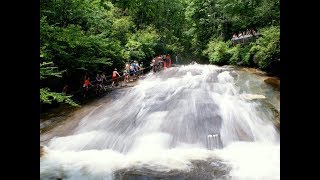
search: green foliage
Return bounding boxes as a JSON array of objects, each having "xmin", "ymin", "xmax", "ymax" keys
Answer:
[
  {"xmin": 182, "ymin": 0, "xmax": 279, "ymax": 63},
  {"xmin": 40, "ymin": 88, "xmax": 79, "ymax": 107},
  {"xmin": 125, "ymin": 40, "xmax": 145, "ymax": 60},
  {"xmin": 185, "ymin": 0, "xmax": 223, "ymax": 58},
  {"xmin": 203, "ymin": 25, "xmax": 279, "ymax": 71},
  {"xmin": 166, "ymin": 36, "xmax": 185, "ymax": 54},
  {"xmin": 204, "ymin": 39, "xmax": 231, "ymax": 64},
  {"xmin": 40, "ymin": 0, "xmax": 280, "ymax": 109},
  {"xmin": 41, "ymin": 17, "xmax": 115, "ymax": 71},
  {"xmin": 111, "ymin": 16, "xmax": 136, "ymax": 44},
  {"xmin": 254, "ymin": 0, "xmax": 280, "ymax": 26},
  {"xmin": 40, "ymin": 62, "xmax": 64, "ymax": 80},
  {"xmin": 125, "ymin": 26, "xmax": 159, "ymax": 60},
  {"xmin": 40, "ymin": 62, "xmax": 78, "ymax": 106},
  {"xmin": 216, "ymin": 0, "xmax": 279, "ymax": 35},
  {"xmin": 250, "ymin": 26, "xmax": 280, "ymax": 70},
  {"xmin": 227, "ymin": 44, "xmax": 241, "ymax": 65},
  {"xmin": 241, "ymin": 44, "xmax": 254, "ymax": 66}
]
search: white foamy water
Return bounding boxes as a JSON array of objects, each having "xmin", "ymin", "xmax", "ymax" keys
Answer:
[
  {"xmin": 216, "ymin": 141, "xmax": 280, "ymax": 180},
  {"xmin": 40, "ymin": 64, "xmax": 279, "ymax": 180}
]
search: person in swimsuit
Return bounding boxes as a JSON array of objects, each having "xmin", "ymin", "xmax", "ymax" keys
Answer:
[
  {"xmin": 133, "ymin": 61, "xmax": 140, "ymax": 79},
  {"xmin": 112, "ymin": 68, "xmax": 121, "ymax": 88},
  {"xmin": 95, "ymin": 73, "xmax": 103, "ymax": 95},
  {"xmin": 167, "ymin": 54, "xmax": 172, "ymax": 67},
  {"xmin": 151, "ymin": 58, "xmax": 156, "ymax": 72},
  {"xmin": 83, "ymin": 77, "xmax": 92, "ymax": 97},
  {"xmin": 129, "ymin": 64, "xmax": 135, "ymax": 81}
]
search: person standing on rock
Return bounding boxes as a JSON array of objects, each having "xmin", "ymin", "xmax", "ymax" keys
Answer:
[
  {"xmin": 111, "ymin": 68, "xmax": 121, "ymax": 88},
  {"xmin": 166, "ymin": 54, "xmax": 172, "ymax": 67},
  {"xmin": 151, "ymin": 57, "xmax": 156, "ymax": 72},
  {"xmin": 83, "ymin": 77, "xmax": 92, "ymax": 97},
  {"xmin": 140, "ymin": 62, "xmax": 144, "ymax": 75}
]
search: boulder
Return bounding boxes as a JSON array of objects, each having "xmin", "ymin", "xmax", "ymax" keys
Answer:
[
  {"xmin": 262, "ymin": 100, "xmax": 280, "ymax": 131},
  {"xmin": 264, "ymin": 77, "xmax": 280, "ymax": 89},
  {"xmin": 240, "ymin": 94, "xmax": 266, "ymax": 100}
]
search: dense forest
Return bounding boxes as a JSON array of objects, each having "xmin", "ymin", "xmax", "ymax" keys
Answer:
[{"xmin": 40, "ymin": 0, "xmax": 280, "ymax": 108}]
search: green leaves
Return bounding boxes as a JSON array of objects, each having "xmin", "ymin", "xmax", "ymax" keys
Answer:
[
  {"xmin": 125, "ymin": 26, "xmax": 159, "ymax": 60},
  {"xmin": 111, "ymin": 16, "xmax": 136, "ymax": 44},
  {"xmin": 204, "ymin": 38, "xmax": 231, "ymax": 64},
  {"xmin": 40, "ymin": 62, "xmax": 64, "ymax": 80},
  {"xmin": 40, "ymin": 88, "xmax": 79, "ymax": 107},
  {"xmin": 203, "ymin": 25, "xmax": 279, "ymax": 73},
  {"xmin": 250, "ymin": 26, "xmax": 280, "ymax": 69},
  {"xmin": 40, "ymin": 0, "xmax": 280, "ymax": 109},
  {"xmin": 228, "ymin": 44, "xmax": 241, "ymax": 65},
  {"xmin": 182, "ymin": 0, "xmax": 279, "ymax": 62},
  {"xmin": 40, "ymin": 62, "xmax": 78, "ymax": 106}
]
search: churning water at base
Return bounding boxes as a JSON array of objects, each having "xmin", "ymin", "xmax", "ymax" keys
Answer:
[{"xmin": 40, "ymin": 65, "xmax": 280, "ymax": 180}]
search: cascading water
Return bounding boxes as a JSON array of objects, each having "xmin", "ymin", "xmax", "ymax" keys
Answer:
[
  {"xmin": 40, "ymin": 64, "xmax": 280, "ymax": 180},
  {"xmin": 207, "ymin": 134, "xmax": 221, "ymax": 150}
]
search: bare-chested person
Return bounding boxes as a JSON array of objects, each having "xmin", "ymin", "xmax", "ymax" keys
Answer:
[{"xmin": 111, "ymin": 68, "xmax": 121, "ymax": 88}]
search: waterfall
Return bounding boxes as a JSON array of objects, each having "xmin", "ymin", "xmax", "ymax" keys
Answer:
[{"xmin": 40, "ymin": 64, "xmax": 279, "ymax": 180}]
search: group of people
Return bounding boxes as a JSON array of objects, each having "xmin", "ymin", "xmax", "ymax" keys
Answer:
[
  {"xmin": 122, "ymin": 60, "xmax": 144, "ymax": 84},
  {"xmin": 190, "ymin": 61, "xmax": 198, "ymax": 65},
  {"xmin": 74, "ymin": 54, "xmax": 174, "ymax": 98},
  {"xmin": 232, "ymin": 28, "xmax": 257, "ymax": 39},
  {"xmin": 80, "ymin": 60, "xmax": 145, "ymax": 97},
  {"xmin": 150, "ymin": 54, "xmax": 172, "ymax": 73}
]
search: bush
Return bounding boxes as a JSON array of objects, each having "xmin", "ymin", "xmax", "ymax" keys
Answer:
[
  {"xmin": 204, "ymin": 39, "xmax": 231, "ymax": 64},
  {"xmin": 204, "ymin": 26, "xmax": 279, "ymax": 74},
  {"xmin": 40, "ymin": 62, "xmax": 78, "ymax": 106},
  {"xmin": 125, "ymin": 26, "xmax": 159, "ymax": 60},
  {"xmin": 250, "ymin": 26, "xmax": 280, "ymax": 70},
  {"xmin": 227, "ymin": 44, "xmax": 241, "ymax": 65},
  {"xmin": 241, "ymin": 44, "xmax": 254, "ymax": 66},
  {"xmin": 40, "ymin": 88, "xmax": 79, "ymax": 107}
]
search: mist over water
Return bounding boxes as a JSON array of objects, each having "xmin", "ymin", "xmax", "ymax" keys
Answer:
[{"xmin": 41, "ymin": 64, "xmax": 280, "ymax": 180}]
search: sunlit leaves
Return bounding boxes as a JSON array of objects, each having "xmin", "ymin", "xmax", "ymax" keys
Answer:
[
  {"xmin": 40, "ymin": 62, "xmax": 64, "ymax": 80},
  {"xmin": 250, "ymin": 26, "xmax": 280, "ymax": 69},
  {"xmin": 40, "ymin": 88, "xmax": 79, "ymax": 106}
]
